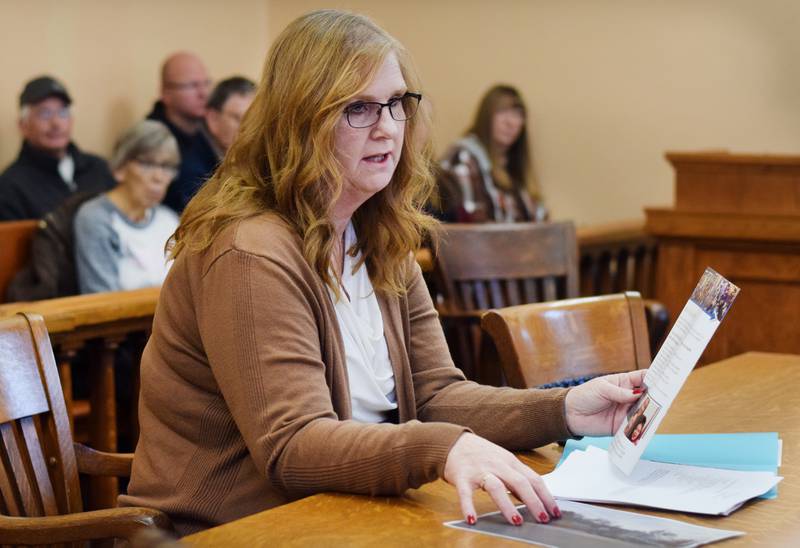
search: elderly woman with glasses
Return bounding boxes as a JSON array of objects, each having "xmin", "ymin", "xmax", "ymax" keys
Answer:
[
  {"xmin": 120, "ymin": 10, "xmax": 646, "ymax": 535},
  {"xmin": 73, "ymin": 120, "xmax": 180, "ymax": 294}
]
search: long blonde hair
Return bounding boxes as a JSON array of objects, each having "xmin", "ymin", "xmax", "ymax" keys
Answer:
[{"xmin": 169, "ymin": 10, "xmax": 437, "ymax": 294}]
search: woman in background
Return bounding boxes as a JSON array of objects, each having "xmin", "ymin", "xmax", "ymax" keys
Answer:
[
  {"xmin": 437, "ymin": 85, "xmax": 546, "ymax": 223},
  {"xmin": 74, "ymin": 120, "xmax": 180, "ymax": 293}
]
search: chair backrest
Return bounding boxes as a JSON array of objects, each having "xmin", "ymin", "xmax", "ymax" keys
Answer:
[
  {"xmin": 435, "ymin": 221, "xmax": 579, "ymax": 312},
  {"xmin": 0, "ymin": 313, "xmax": 82, "ymax": 518},
  {"xmin": 480, "ymin": 292, "xmax": 651, "ymax": 388},
  {"xmin": 0, "ymin": 220, "xmax": 38, "ymax": 303}
]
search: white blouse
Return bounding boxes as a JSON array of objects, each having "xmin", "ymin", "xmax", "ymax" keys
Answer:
[{"xmin": 328, "ymin": 222, "xmax": 398, "ymax": 423}]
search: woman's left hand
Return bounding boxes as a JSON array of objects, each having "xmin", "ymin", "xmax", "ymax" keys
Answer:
[{"xmin": 564, "ymin": 369, "xmax": 648, "ymax": 437}]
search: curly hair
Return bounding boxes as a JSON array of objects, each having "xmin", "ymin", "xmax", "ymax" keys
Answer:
[{"xmin": 168, "ymin": 9, "xmax": 437, "ymax": 295}]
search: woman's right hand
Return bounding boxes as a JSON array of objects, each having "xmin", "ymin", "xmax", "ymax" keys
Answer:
[{"xmin": 443, "ymin": 432, "xmax": 560, "ymax": 526}]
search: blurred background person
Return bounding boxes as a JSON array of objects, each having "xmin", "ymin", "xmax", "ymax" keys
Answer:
[
  {"xmin": 203, "ymin": 76, "xmax": 256, "ymax": 160},
  {"xmin": 74, "ymin": 120, "xmax": 180, "ymax": 294},
  {"xmin": 147, "ymin": 52, "xmax": 216, "ymax": 213},
  {"xmin": 0, "ymin": 75, "xmax": 115, "ymax": 220},
  {"xmin": 435, "ymin": 84, "xmax": 547, "ymax": 223}
]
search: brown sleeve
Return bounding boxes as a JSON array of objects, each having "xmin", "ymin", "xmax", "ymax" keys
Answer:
[
  {"xmin": 404, "ymin": 259, "xmax": 573, "ymax": 449},
  {"xmin": 196, "ymin": 248, "xmax": 467, "ymax": 500}
]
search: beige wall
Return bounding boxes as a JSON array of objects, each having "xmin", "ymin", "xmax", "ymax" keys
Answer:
[
  {"xmin": 3, "ymin": 1, "xmax": 800, "ymax": 225},
  {"xmin": 0, "ymin": 0, "xmax": 269, "ymax": 171}
]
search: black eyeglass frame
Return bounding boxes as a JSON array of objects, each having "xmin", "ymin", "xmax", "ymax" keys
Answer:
[{"xmin": 343, "ymin": 92, "xmax": 422, "ymax": 129}]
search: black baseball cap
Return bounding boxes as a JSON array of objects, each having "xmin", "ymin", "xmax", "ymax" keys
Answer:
[{"xmin": 19, "ymin": 76, "xmax": 72, "ymax": 107}]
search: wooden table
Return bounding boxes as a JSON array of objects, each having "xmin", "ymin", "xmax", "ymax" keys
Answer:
[{"xmin": 185, "ymin": 352, "xmax": 799, "ymax": 547}]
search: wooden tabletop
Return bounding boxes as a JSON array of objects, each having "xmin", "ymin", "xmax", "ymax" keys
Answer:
[
  {"xmin": 0, "ymin": 286, "xmax": 159, "ymax": 333},
  {"xmin": 185, "ymin": 352, "xmax": 799, "ymax": 547}
]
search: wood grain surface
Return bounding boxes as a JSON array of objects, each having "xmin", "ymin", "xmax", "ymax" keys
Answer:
[{"xmin": 185, "ymin": 352, "xmax": 799, "ymax": 547}]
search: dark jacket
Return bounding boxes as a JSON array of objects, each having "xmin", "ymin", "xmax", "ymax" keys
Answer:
[
  {"xmin": 6, "ymin": 191, "xmax": 101, "ymax": 302},
  {"xmin": 147, "ymin": 101, "xmax": 218, "ymax": 213},
  {"xmin": 0, "ymin": 141, "xmax": 115, "ymax": 221}
]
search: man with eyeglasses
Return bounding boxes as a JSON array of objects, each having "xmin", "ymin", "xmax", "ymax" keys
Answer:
[
  {"xmin": 146, "ymin": 51, "xmax": 218, "ymax": 213},
  {"xmin": 203, "ymin": 76, "xmax": 256, "ymax": 160},
  {"xmin": 0, "ymin": 76, "xmax": 116, "ymax": 221}
]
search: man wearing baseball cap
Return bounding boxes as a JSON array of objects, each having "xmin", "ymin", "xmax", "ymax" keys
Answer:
[{"xmin": 0, "ymin": 75, "xmax": 115, "ymax": 220}]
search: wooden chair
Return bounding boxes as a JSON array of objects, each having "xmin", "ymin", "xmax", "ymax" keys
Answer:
[
  {"xmin": 0, "ymin": 220, "xmax": 38, "ymax": 303},
  {"xmin": 433, "ymin": 221, "xmax": 579, "ymax": 382},
  {"xmin": 0, "ymin": 313, "xmax": 169, "ymax": 544},
  {"xmin": 480, "ymin": 292, "xmax": 650, "ymax": 389}
]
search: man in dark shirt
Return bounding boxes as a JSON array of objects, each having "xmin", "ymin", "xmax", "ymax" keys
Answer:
[
  {"xmin": 147, "ymin": 52, "xmax": 217, "ymax": 213},
  {"xmin": 0, "ymin": 76, "xmax": 116, "ymax": 221}
]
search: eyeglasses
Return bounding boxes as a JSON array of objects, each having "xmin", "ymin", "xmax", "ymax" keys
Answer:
[
  {"xmin": 165, "ymin": 79, "xmax": 212, "ymax": 92},
  {"xmin": 135, "ymin": 159, "xmax": 179, "ymax": 178},
  {"xmin": 343, "ymin": 92, "xmax": 422, "ymax": 129},
  {"xmin": 30, "ymin": 107, "xmax": 71, "ymax": 121}
]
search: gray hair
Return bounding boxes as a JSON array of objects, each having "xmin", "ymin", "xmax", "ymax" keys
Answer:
[{"xmin": 110, "ymin": 120, "xmax": 180, "ymax": 171}]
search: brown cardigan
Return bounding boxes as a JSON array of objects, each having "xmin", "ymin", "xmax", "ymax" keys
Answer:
[{"xmin": 119, "ymin": 213, "xmax": 571, "ymax": 535}]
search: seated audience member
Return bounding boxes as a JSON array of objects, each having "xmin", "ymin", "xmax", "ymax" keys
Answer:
[
  {"xmin": 6, "ymin": 191, "xmax": 99, "ymax": 302},
  {"xmin": 0, "ymin": 76, "xmax": 115, "ymax": 221},
  {"xmin": 147, "ymin": 52, "xmax": 217, "ymax": 213},
  {"xmin": 203, "ymin": 76, "xmax": 256, "ymax": 159},
  {"xmin": 74, "ymin": 120, "xmax": 179, "ymax": 294},
  {"xmin": 436, "ymin": 84, "xmax": 547, "ymax": 222},
  {"xmin": 120, "ymin": 10, "xmax": 645, "ymax": 535}
]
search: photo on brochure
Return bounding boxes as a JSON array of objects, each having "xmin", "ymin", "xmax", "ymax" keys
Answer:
[
  {"xmin": 623, "ymin": 395, "xmax": 661, "ymax": 446},
  {"xmin": 690, "ymin": 267, "xmax": 739, "ymax": 322}
]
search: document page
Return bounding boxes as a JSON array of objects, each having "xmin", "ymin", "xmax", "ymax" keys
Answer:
[
  {"xmin": 545, "ymin": 446, "xmax": 781, "ymax": 516},
  {"xmin": 609, "ymin": 268, "xmax": 740, "ymax": 475}
]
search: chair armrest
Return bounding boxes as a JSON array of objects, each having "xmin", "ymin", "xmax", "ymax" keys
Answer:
[
  {"xmin": 0, "ymin": 506, "xmax": 171, "ymax": 543},
  {"xmin": 74, "ymin": 442, "xmax": 134, "ymax": 477}
]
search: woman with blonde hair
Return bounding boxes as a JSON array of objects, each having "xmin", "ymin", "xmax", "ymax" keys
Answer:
[
  {"xmin": 121, "ymin": 10, "xmax": 645, "ymax": 535},
  {"xmin": 437, "ymin": 85, "xmax": 547, "ymax": 222}
]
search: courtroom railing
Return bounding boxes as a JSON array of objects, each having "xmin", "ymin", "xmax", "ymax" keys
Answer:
[
  {"xmin": 577, "ymin": 219, "xmax": 658, "ymax": 299},
  {"xmin": 0, "ymin": 287, "xmax": 159, "ymax": 509}
]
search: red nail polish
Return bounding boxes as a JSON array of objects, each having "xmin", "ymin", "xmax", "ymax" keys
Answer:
[
  {"xmin": 538, "ymin": 511, "xmax": 549, "ymax": 523},
  {"xmin": 632, "ymin": 388, "xmax": 643, "ymax": 395},
  {"xmin": 553, "ymin": 506, "xmax": 562, "ymax": 519},
  {"xmin": 467, "ymin": 514, "xmax": 476, "ymax": 525},
  {"xmin": 512, "ymin": 514, "xmax": 523, "ymax": 526}
]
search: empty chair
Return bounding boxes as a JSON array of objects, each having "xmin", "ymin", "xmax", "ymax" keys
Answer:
[
  {"xmin": 480, "ymin": 292, "xmax": 650, "ymax": 389},
  {"xmin": 0, "ymin": 313, "xmax": 168, "ymax": 544},
  {"xmin": 433, "ymin": 221, "xmax": 579, "ymax": 382}
]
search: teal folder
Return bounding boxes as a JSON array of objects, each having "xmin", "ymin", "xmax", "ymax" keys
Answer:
[{"xmin": 557, "ymin": 432, "xmax": 780, "ymax": 499}]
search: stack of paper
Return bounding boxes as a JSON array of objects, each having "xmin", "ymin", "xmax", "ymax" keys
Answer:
[
  {"xmin": 544, "ymin": 446, "xmax": 782, "ymax": 516},
  {"xmin": 558, "ymin": 432, "xmax": 782, "ymax": 499}
]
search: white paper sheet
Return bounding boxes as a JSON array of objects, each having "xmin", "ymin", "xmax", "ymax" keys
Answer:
[
  {"xmin": 610, "ymin": 268, "xmax": 740, "ymax": 475},
  {"xmin": 545, "ymin": 446, "xmax": 781, "ymax": 516}
]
